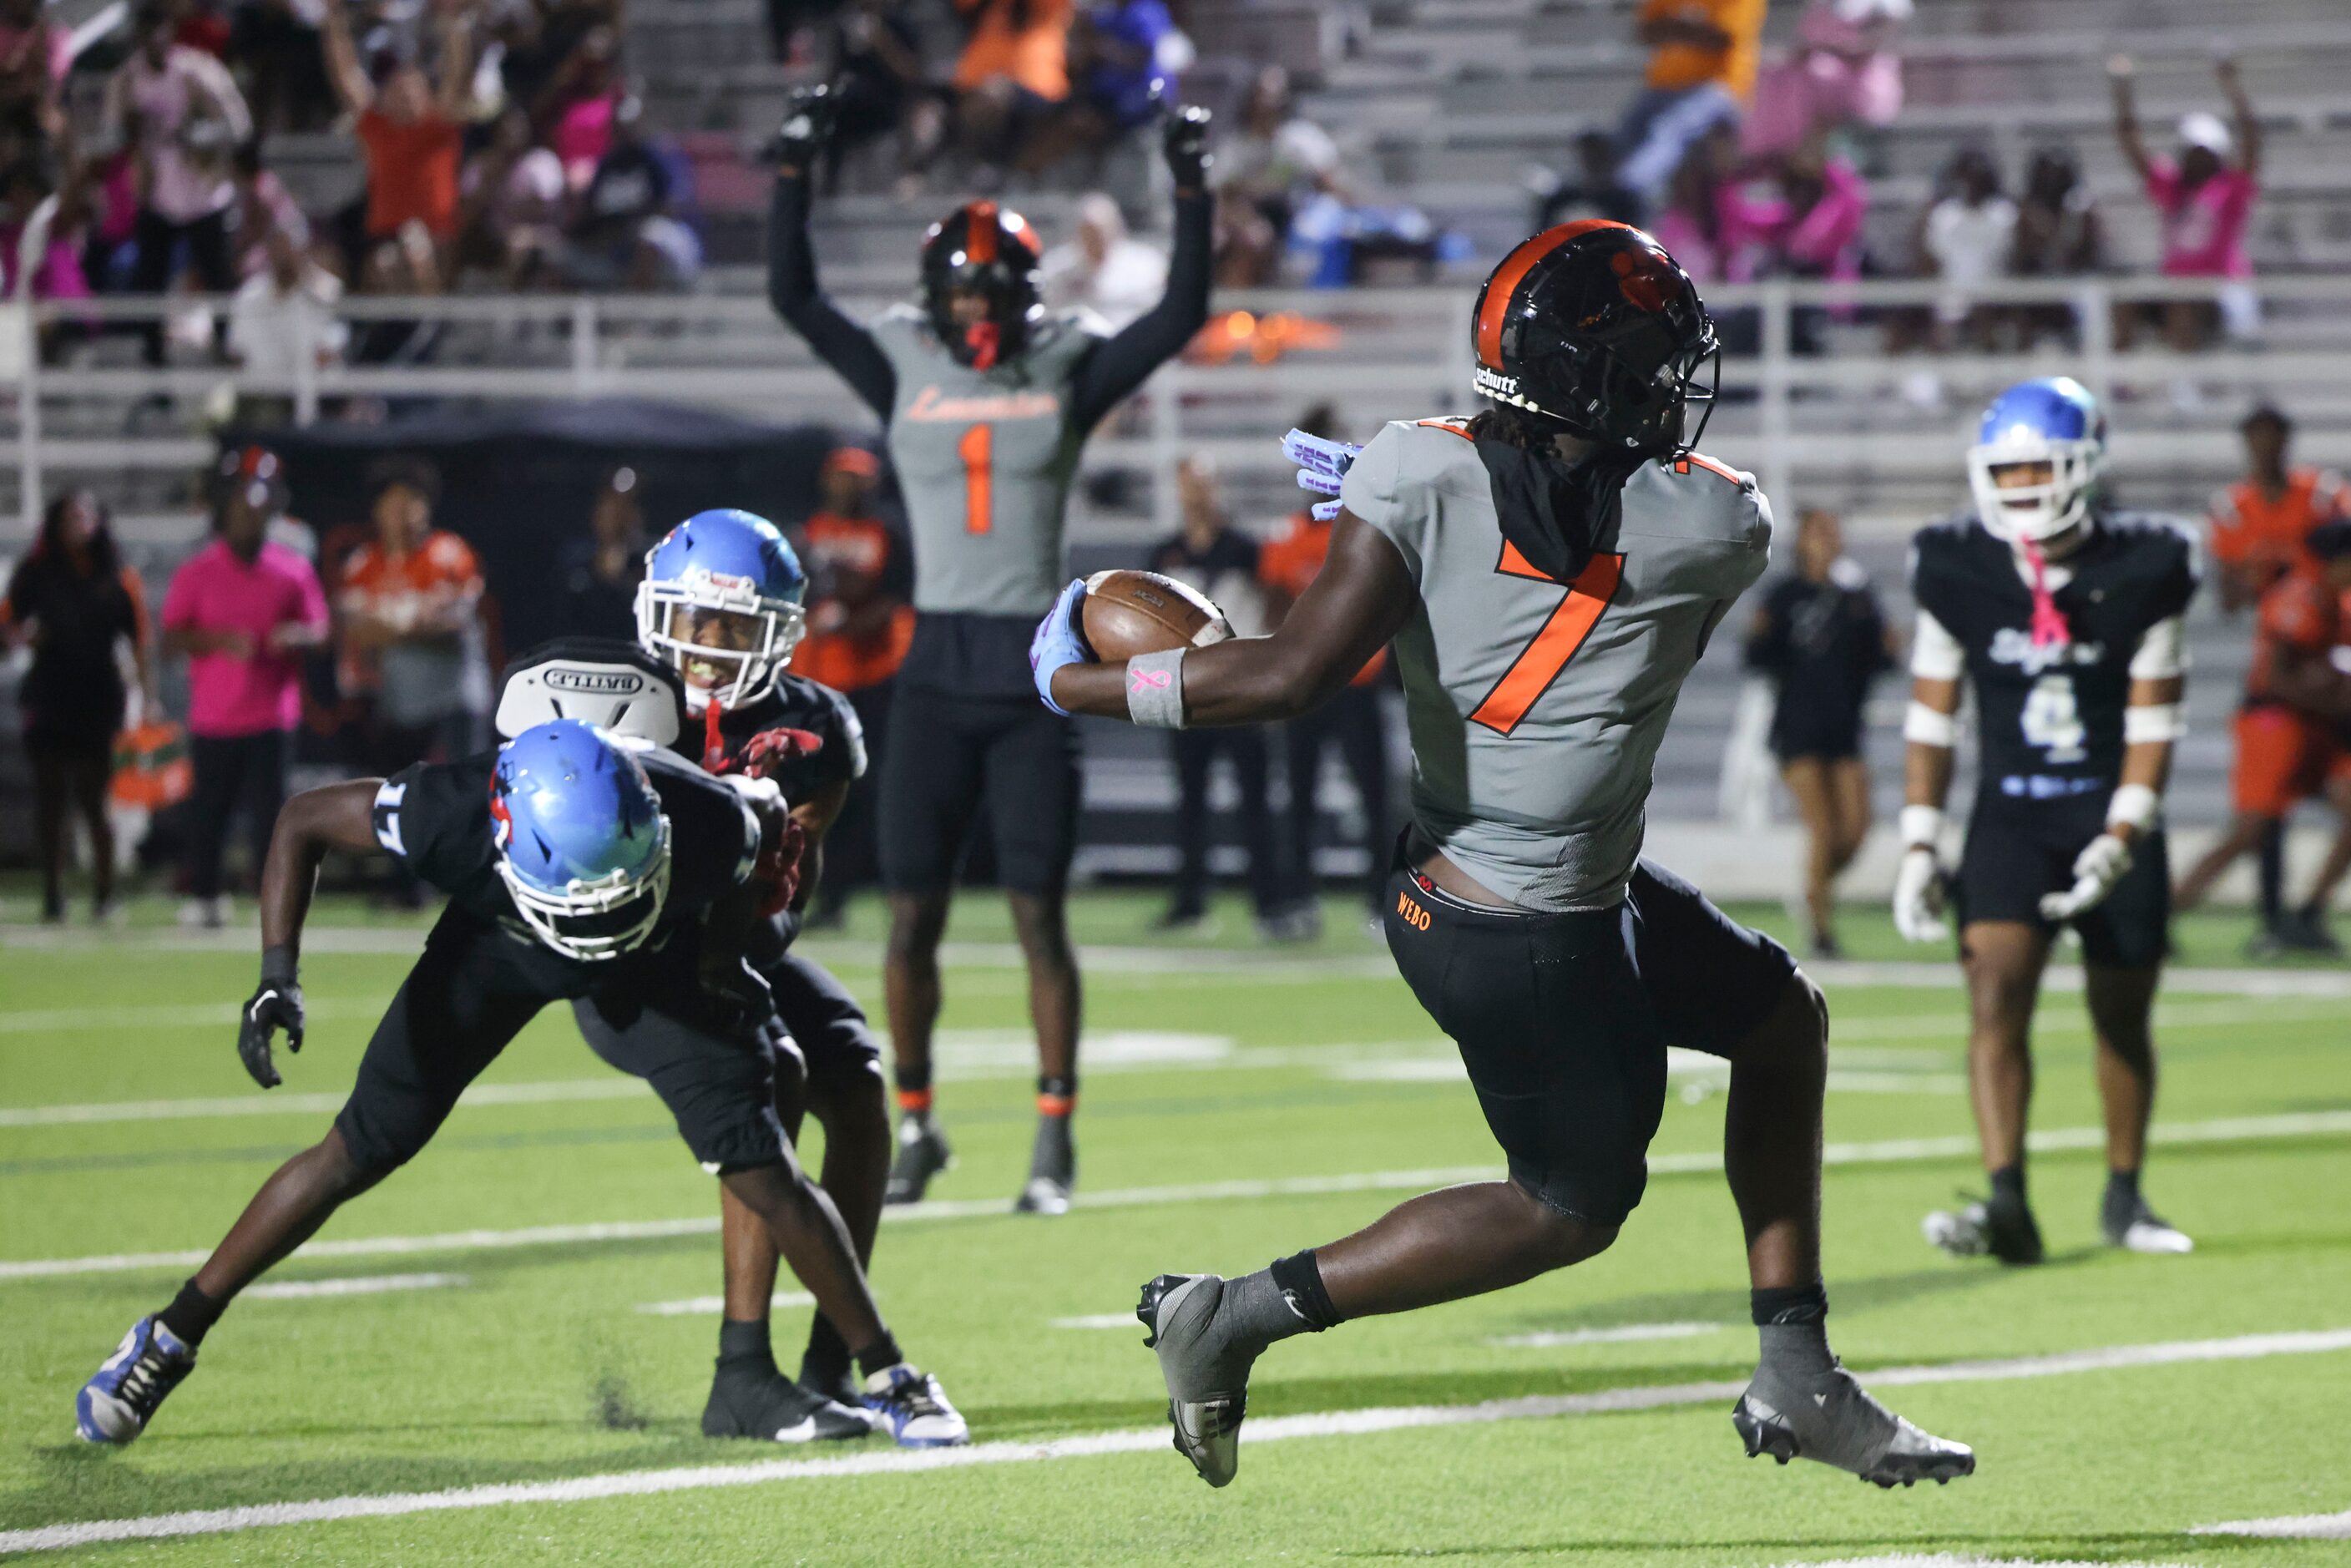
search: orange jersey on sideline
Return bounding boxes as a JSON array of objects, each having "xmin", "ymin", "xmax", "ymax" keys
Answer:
[
  {"xmin": 335, "ymin": 530, "xmax": 483, "ymax": 693},
  {"xmin": 2208, "ymin": 468, "xmax": 2349, "ymax": 592},
  {"xmin": 793, "ymin": 511, "xmax": 913, "ymax": 693},
  {"xmin": 1259, "ymin": 510, "xmax": 1388, "ymax": 687}
]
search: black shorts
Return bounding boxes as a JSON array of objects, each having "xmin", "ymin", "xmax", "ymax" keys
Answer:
[
  {"xmin": 1382, "ymin": 847, "xmax": 1797, "ymax": 1227},
  {"xmin": 766, "ymin": 950, "xmax": 883, "ymax": 1109},
  {"xmin": 571, "ymin": 989, "xmax": 790, "ymax": 1174},
  {"xmin": 878, "ymin": 686, "xmax": 1081, "ymax": 896},
  {"xmin": 1955, "ymin": 793, "xmax": 2170, "ymax": 969}
]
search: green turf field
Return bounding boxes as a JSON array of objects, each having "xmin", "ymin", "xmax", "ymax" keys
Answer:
[{"xmin": 3, "ymin": 891, "xmax": 2349, "ymax": 1565}]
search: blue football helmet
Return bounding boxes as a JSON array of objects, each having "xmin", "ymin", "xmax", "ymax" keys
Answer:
[
  {"xmin": 635, "ymin": 509, "xmax": 809, "ymax": 712},
  {"xmin": 1967, "ymin": 377, "xmax": 2108, "ymax": 545},
  {"xmin": 490, "ymin": 719, "xmax": 673, "ymax": 960}
]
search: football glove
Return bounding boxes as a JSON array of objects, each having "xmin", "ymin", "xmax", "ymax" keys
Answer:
[
  {"xmin": 238, "ymin": 948, "xmax": 305, "ymax": 1089},
  {"xmin": 754, "ymin": 816, "xmax": 809, "ymax": 918},
  {"xmin": 736, "ymin": 726, "xmax": 825, "ymax": 782},
  {"xmin": 1284, "ymin": 428, "xmax": 1361, "ymax": 522},
  {"xmin": 768, "ymin": 83, "xmax": 838, "ymax": 170},
  {"xmin": 1161, "ymin": 101, "xmax": 1212, "ymax": 190},
  {"xmin": 2040, "ymin": 831, "xmax": 2133, "ymax": 922},
  {"xmin": 1891, "ymin": 846, "xmax": 1949, "ymax": 945},
  {"xmin": 1029, "ymin": 577, "xmax": 1093, "ymax": 716}
]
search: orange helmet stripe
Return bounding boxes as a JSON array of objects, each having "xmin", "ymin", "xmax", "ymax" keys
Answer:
[
  {"xmin": 965, "ymin": 201, "xmax": 999, "ymax": 264},
  {"xmin": 1473, "ymin": 220, "xmax": 1639, "ymax": 370}
]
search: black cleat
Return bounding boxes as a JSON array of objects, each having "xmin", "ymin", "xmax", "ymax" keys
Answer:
[
  {"xmin": 702, "ymin": 1366, "xmax": 876, "ymax": 1442},
  {"xmin": 1014, "ymin": 1115, "xmax": 1074, "ymax": 1215},
  {"xmin": 1137, "ymin": 1273, "xmax": 1252, "ymax": 1487},
  {"xmin": 796, "ymin": 1356, "xmax": 862, "ymax": 1412},
  {"xmin": 883, "ymin": 1115, "xmax": 953, "ymax": 1206},
  {"xmin": 1732, "ymin": 1363, "xmax": 1975, "ymax": 1488},
  {"xmin": 1923, "ymin": 1192, "xmax": 2044, "ymax": 1265}
]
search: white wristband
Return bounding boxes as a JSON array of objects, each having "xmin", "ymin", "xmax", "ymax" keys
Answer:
[
  {"xmin": 2123, "ymin": 703, "xmax": 2185, "ymax": 745},
  {"xmin": 1904, "ymin": 701, "xmax": 1959, "ymax": 747},
  {"xmin": 1898, "ymin": 804, "xmax": 1944, "ymax": 850},
  {"xmin": 1125, "ymin": 649, "xmax": 1187, "ymax": 729},
  {"xmin": 2106, "ymin": 782, "xmax": 2160, "ymax": 832}
]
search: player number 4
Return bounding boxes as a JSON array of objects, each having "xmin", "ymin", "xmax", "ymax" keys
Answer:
[{"xmin": 2020, "ymin": 674, "xmax": 2086, "ymax": 763}]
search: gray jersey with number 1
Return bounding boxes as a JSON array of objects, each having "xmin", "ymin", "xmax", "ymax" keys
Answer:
[
  {"xmin": 1341, "ymin": 417, "xmax": 1773, "ymax": 912},
  {"xmin": 869, "ymin": 306, "xmax": 1109, "ymax": 618}
]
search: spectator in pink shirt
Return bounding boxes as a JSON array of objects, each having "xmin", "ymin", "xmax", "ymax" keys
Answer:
[
  {"xmin": 2111, "ymin": 51, "xmax": 2262, "ymax": 352},
  {"xmin": 104, "ymin": 0, "xmax": 252, "ymax": 365},
  {"xmin": 159, "ymin": 445, "xmax": 328, "ymax": 925}
]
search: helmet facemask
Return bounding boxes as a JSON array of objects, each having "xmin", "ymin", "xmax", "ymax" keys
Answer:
[
  {"xmin": 493, "ymin": 813, "xmax": 673, "ymax": 960},
  {"xmin": 1968, "ymin": 434, "xmax": 2104, "ymax": 547},
  {"xmin": 635, "ymin": 569, "xmax": 808, "ymax": 714}
]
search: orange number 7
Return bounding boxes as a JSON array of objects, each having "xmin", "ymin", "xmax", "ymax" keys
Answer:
[
  {"xmin": 1468, "ymin": 544, "xmax": 1625, "ymax": 736},
  {"xmin": 958, "ymin": 424, "xmax": 993, "ymax": 535}
]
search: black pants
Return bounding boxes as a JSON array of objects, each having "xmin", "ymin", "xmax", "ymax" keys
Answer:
[
  {"xmin": 878, "ymin": 685, "xmax": 1081, "ymax": 896},
  {"xmin": 1284, "ymin": 684, "xmax": 1391, "ymax": 908},
  {"xmin": 1169, "ymin": 726, "xmax": 1282, "ymax": 918},
  {"xmin": 130, "ymin": 208, "xmax": 237, "ymax": 366},
  {"xmin": 185, "ymin": 731, "xmax": 291, "ymax": 899}
]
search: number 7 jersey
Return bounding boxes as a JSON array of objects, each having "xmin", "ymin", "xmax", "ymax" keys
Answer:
[
  {"xmin": 1342, "ymin": 417, "xmax": 1772, "ymax": 913},
  {"xmin": 1908, "ymin": 511, "xmax": 2199, "ymax": 804}
]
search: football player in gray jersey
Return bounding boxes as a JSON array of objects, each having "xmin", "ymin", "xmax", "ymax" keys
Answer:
[
  {"xmin": 1035, "ymin": 222, "xmax": 1973, "ymax": 1491},
  {"xmin": 768, "ymin": 85, "xmax": 1214, "ymax": 1215}
]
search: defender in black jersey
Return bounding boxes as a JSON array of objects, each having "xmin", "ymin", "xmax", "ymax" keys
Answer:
[
  {"xmin": 74, "ymin": 719, "xmax": 965, "ymax": 1449},
  {"xmin": 767, "ymin": 86, "xmax": 1216, "ymax": 1213},
  {"xmin": 1895, "ymin": 379, "xmax": 2199, "ymax": 1265}
]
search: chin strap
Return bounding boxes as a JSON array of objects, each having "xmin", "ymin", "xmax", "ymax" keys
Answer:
[
  {"xmin": 703, "ymin": 696, "xmax": 731, "ymax": 773},
  {"xmin": 965, "ymin": 321, "xmax": 1000, "ymax": 370},
  {"xmin": 2019, "ymin": 539, "xmax": 2071, "ymax": 650}
]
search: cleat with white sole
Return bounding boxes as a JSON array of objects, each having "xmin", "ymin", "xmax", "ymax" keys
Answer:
[
  {"xmin": 1014, "ymin": 1115, "xmax": 1074, "ymax": 1216},
  {"xmin": 2103, "ymin": 1193, "xmax": 2193, "ymax": 1254},
  {"xmin": 76, "ymin": 1316, "xmax": 196, "ymax": 1445},
  {"xmin": 862, "ymin": 1363, "xmax": 968, "ymax": 1448},
  {"xmin": 1137, "ymin": 1272, "xmax": 1254, "ymax": 1487},
  {"xmin": 1732, "ymin": 1363, "xmax": 1975, "ymax": 1489}
]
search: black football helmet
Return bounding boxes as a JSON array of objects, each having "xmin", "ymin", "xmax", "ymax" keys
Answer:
[
  {"xmin": 920, "ymin": 200, "xmax": 1044, "ymax": 371},
  {"xmin": 1469, "ymin": 220, "xmax": 1718, "ymax": 453}
]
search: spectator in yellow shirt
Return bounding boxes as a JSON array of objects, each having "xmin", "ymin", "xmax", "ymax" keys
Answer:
[{"xmin": 1618, "ymin": 0, "xmax": 1767, "ymax": 204}]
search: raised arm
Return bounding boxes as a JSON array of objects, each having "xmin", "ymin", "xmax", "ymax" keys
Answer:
[
  {"xmin": 766, "ymin": 88, "xmax": 896, "ymax": 421},
  {"xmin": 1066, "ymin": 109, "xmax": 1216, "ymax": 431},
  {"xmin": 238, "ymin": 780, "xmax": 383, "ymax": 1088},
  {"xmin": 432, "ymin": 0, "xmax": 480, "ymax": 122},
  {"xmin": 2107, "ymin": 55, "xmax": 2154, "ymax": 185},
  {"xmin": 320, "ymin": 0, "xmax": 375, "ymax": 117},
  {"xmin": 2216, "ymin": 55, "xmax": 2261, "ymax": 178},
  {"xmin": 1046, "ymin": 508, "xmax": 1414, "ymax": 726}
]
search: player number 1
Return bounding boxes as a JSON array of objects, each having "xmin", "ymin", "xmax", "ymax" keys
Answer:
[{"xmin": 959, "ymin": 423, "xmax": 993, "ymax": 536}]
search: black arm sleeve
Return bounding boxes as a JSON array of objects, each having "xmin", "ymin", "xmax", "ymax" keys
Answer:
[
  {"xmin": 1065, "ymin": 190, "xmax": 1213, "ymax": 432},
  {"xmin": 767, "ymin": 170, "xmax": 897, "ymax": 422}
]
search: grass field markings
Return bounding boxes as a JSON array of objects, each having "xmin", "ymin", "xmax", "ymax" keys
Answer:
[
  {"xmin": 9, "ymin": 1109, "xmax": 2351, "ymax": 1282},
  {"xmin": 2192, "ymin": 1507, "xmax": 2351, "ymax": 1540},
  {"xmin": 6, "ymin": 1328, "xmax": 2348, "ymax": 1555},
  {"xmin": 636, "ymin": 1291, "xmax": 813, "ymax": 1317},
  {"xmin": 1326, "ymin": 1057, "xmax": 1968, "ymax": 1096},
  {"xmin": 1488, "ymin": 1323, "xmax": 1727, "ymax": 1348},
  {"xmin": 243, "ymin": 1273, "xmax": 467, "ymax": 1301},
  {"xmin": 1769, "ymin": 1559, "xmax": 2187, "ymax": 1567}
]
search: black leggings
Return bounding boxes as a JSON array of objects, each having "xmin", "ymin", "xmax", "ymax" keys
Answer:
[
  {"xmin": 185, "ymin": 731, "xmax": 291, "ymax": 899},
  {"xmin": 130, "ymin": 207, "xmax": 237, "ymax": 366},
  {"xmin": 1285, "ymin": 683, "xmax": 1391, "ymax": 908},
  {"xmin": 29, "ymin": 738, "xmax": 114, "ymax": 915}
]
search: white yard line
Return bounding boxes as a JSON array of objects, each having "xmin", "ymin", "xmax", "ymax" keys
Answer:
[
  {"xmin": 2192, "ymin": 1506, "xmax": 2351, "ymax": 1540},
  {"xmin": 3, "ymin": 1328, "xmax": 2346, "ymax": 1555},
  {"xmin": 10, "ymin": 1108, "xmax": 2351, "ymax": 1282},
  {"xmin": 635, "ymin": 1291, "xmax": 813, "ymax": 1317},
  {"xmin": 244, "ymin": 1273, "xmax": 467, "ymax": 1301},
  {"xmin": 1489, "ymin": 1323, "xmax": 1726, "ymax": 1348},
  {"xmin": 1049, "ymin": 1313, "xmax": 1145, "ymax": 1330}
]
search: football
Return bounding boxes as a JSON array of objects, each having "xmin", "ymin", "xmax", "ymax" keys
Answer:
[{"xmin": 1080, "ymin": 569, "xmax": 1235, "ymax": 660}]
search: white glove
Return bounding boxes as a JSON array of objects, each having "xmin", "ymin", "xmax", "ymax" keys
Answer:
[
  {"xmin": 1892, "ymin": 845, "xmax": 1949, "ymax": 944},
  {"xmin": 2040, "ymin": 831, "xmax": 2134, "ymax": 922}
]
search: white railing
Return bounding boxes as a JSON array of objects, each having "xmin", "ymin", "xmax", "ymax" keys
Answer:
[{"xmin": 12, "ymin": 272, "xmax": 2351, "ymax": 534}]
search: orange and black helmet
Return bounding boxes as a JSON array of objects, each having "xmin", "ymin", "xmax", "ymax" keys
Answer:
[
  {"xmin": 216, "ymin": 443, "xmax": 289, "ymax": 516},
  {"xmin": 919, "ymin": 200, "xmax": 1043, "ymax": 371},
  {"xmin": 1469, "ymin": 220, "xmax": 1717, "ymax": 453}
]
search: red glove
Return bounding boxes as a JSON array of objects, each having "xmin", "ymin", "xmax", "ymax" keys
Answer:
[
  {"xmin": 737, "ymin": 726, "xmax": 826, "ymax": 782},
  {"xmin": 754, "ymin": 816, "xmax": 808, "ymax": 917}
]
